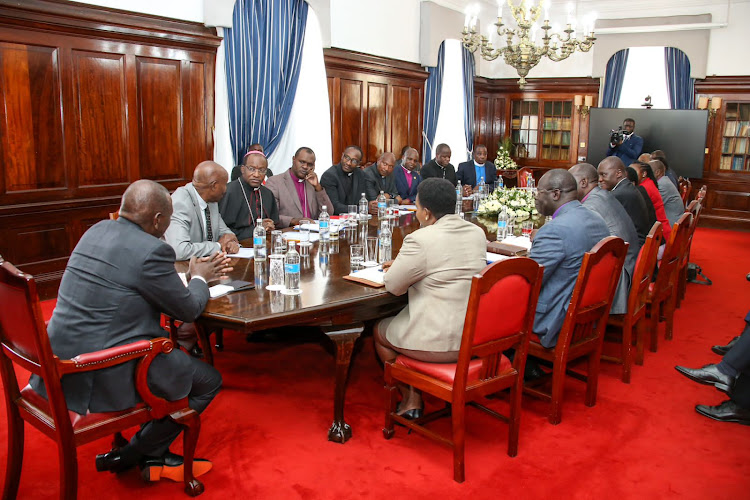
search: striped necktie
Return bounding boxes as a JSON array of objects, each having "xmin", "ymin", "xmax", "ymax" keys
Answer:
[{"xmin": 205, "ymin": 207, "xmax": 213, "ymax": 241}]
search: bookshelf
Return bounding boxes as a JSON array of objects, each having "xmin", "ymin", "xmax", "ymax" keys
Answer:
[
  {"xmin": 720, "ymin": 102, "xmax": 750, "ymax": 171},
  {"xmin": 509, "ymin": 97, "xmax": 575, "ymax": 163}
]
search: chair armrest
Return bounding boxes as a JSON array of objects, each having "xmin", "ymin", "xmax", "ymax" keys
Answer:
[{"xmin": 57, "ymin": 338, "xmax": 173, "ymax": 375}]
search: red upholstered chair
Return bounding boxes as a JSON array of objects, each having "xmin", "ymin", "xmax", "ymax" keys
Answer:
[
  {"xmin": 604, "ymin": 222, "xmax": 663, "ymax": 382},
  {"xmin": 517, "ymin": 167, "xmax": 534, "ymax": 188},
  {"xmin": 383, "ymin": 257, "xmax": 543, "ymax": 483},
  {"xmin": 676, "ymin": 200, "xmax": 702, "ymax": 308},
  {"xmin": 645, "ymin": 212, "xmax": 692, "ymax": 352},
  {"xmin": 524, "ymin": 236, "xmax": 627, "ymax": 425},
  {"xmin": 0, "ymin": 257, "xmax": 205, "ymax": 499}
]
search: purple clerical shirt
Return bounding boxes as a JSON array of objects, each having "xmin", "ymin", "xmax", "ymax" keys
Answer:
[{"xmin": 290, "ymin": 170, "xmax": 311, "ymax": 218}]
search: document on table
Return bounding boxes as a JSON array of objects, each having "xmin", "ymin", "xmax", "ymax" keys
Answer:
[
  {"xmin": 486, "ymin": 252, "xmax": 511, "ymax": 264},
  {"xmin": 500, "ymin": 235, "xmax": 532, "ymax": 251},
  {"xmin": 296, "ymin": 222, "xmax": 343, "ymax": 233},
  {"xmin": 227, "ymin": 247, "xmax": 255, "ymax": 259},
  {"xmin": 399, "ymin": 204, "xmax": 417, "ymax": 211},
  {"xmin": 209, "ymin": 279, "xmax": 254, "ymax": 299},
  {"xmin": 344, "ymin": 266, "xmax": 385, "ymax": 287},
  {"xmin": 284, "ymin": 231, "xmax": 320, "ymax": 242}
]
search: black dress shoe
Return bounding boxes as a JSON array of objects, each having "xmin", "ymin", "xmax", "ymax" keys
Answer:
[
  {"xmin": 524, "ymin": 363, "xmax": 547, "ymax": 382},
  {"xmin": 400, "ymin": 408, "xmax": 423, "ymax": 420},
  {"xmin": 695, "ymin": 400, "xmax": 750, "ymax": 425},
  {"xmin": 712, "ymin": 336, "xmax": 740, "ymax": 356},
  {"xmin": 189, "ymin": 344, "xmax": 204, "ymax": 359},
  {"xmin": 675, "ymin": 364, "xmax": 735, "ymax": 394},
  {"xmin": 140, "ymin": 451, "xmax": 212, "ymax": 482},
  {"xmin": 95, "ymin": 450, "xmax": 137, "ymax": 474}
]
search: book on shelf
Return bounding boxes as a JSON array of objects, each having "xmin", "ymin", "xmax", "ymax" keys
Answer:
[
  {"xmin": 732, "ymin": 156, "xmax": 744, "ymax": 171},
  {"xmin": 725, "ymin": 121, "xmax": 737, "ymax": 136},
  {"xmin": 737, "ymin": 138, "xmax": 749, "ymax": 154},
  {"xmin": 720, "ymin": 156, "xmax": 732, "ymax": 170}
]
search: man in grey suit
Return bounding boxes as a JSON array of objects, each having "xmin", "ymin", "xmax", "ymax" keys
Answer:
[
  {"xmin": 598, "ymin": 157, "xmax": 651, "ymax": 247},
  {"xmin": 570, "ymin": 163, "xmax": 640, "ymax": 314},
  {"xmin": 165, "ymin": 161, "xmax": 240, "ymax": 260},
  {"xmin": 530, "ymin": 169, "xmax": 611, "ymax": 348},
  {"xmin": 651, "ymin": 159, "xmax": 684, "ymax": 226},
  {"xmin": 30, "ymin": 180, "xmax": 228, "ymax": 480},
  {"xmin": 265, "ymin": 147, "xmax": 333, "ymax": 228},
  {"xmin": 320, "ymin": 145, "xmax": 365, "ymax": 215}
]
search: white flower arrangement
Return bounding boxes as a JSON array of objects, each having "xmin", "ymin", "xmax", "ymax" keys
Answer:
[
  {"xmin": 494, "ymin": 137, "xmax": 519, "ymax": 171},
  {"xmin": 476, "ymin": 187, "xmax": 538, "ymax": 219}
]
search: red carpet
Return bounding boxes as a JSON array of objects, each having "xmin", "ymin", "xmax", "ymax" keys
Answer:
[{"xmin": 2, "ymin": 227, "xmax": 749, "ymax": 499}]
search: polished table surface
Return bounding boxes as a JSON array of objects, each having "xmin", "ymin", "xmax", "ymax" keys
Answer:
[{"xmin": 183, "ymin": 210, "xmax": 531, "ymax": 443}]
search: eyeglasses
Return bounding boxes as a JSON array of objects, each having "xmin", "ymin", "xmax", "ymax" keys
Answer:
[
  {"xmin": 242, "ymin": 166, "xmax": 268, "ymax": 175},
  {"xmin": 342, "ymin": 154, "xmax": 361, "ymax": 166},
  {"xmin": 534, "ymin": 187, "xmax": 575, "ymax": 197}
]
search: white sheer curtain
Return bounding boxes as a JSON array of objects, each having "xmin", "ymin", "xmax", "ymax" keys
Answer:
[
  {"xmin": 432, "ymin": 39, "xmax": 469, "ymax": 163},
  {"xmin": 213, "ymin": 26, "xmax": 235, "ymax": 174},
  {"xmin": 618, "ymin": 46, "xmax": 670, "ymax": 109},
  {"xmin": 268, "ymin": 7, "xmax": 332, "ymax": 176}
]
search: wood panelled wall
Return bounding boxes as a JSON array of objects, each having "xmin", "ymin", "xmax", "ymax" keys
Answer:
[
  {"xmin": 324, "ymin": 49, "xmax": 427, "ymax": 165},
  {"xmin": 694, "ymin": 76, "xmax": 750, "ymax": 231},
  {"xmin": 473, "ymin": 77, "xmax": 600, "ymax": 166},
  {"xmin": 0, "ymin": 0, "xmax": 220, "ymax": 298}
]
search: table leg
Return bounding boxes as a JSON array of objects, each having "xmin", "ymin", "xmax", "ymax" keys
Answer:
[{"xmin": 321, "ymin": 324, "xmax": 364, "ymax": 444}]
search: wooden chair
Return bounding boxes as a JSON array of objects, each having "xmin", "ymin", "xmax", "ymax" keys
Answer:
[
  {"xmin": 678, "ymin": 177, "xmax": 691, "ymax": 207},
  {"xmin": 644, "ymin": 213, "xmax": 692, "ymax": 352},
  {"xmin": 603, "ymin": 223, "xmax": 663, "ymax": 382},
  {"xmin": 517, "ymin": 167, "xmax": 534, "ymax": 188},
  {"xmin": 524, "ymin": 236, "xmax": 627, "ymax": 425},
  {"xmin": 108, "ymin": 211, "xmax": 119, "ymax": 220},
  {"xmin": 383, "ymin": 257, "xmax": 543, "ymax": 483},
  {"xmin": 676, "ymin": 200, "xmax": 703, "ymax": 308},
  {"xmin": 0, "ymin": 257, "xmax": 205, "ymax": 499}
]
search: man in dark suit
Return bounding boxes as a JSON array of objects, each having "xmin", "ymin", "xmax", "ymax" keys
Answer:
[
  {"xmin": 675, "ymin": 310, "xmax": 750, "ymax": 425},
  {"xmin": 625, "ymin": 166, "xmax": 658, "ymax": 233},
  {"xmin": 606, "ymin": 118, "xmax": 643, "ymax": 167},
  {"xmin": 165, "ymin": 161, "xmax": 240, "ymax": 260},
  {"xmin": 320, "ymin": 145, "xmax": 365, "ymax": 215},
  {"xmin": 393, "ymin": 147, "xmax": 421, "ymax": 204},
  {"xmin": 530, "ymin": 169, "xmax": 611, "ymax": 348},
  {"xmin": 456, "ymin": 144, "xmax": 497, "ymax": 192},
  {"xmin": 219, "ymin": 151, "xmax": 280, "ymax": 239},
  {"xmin": 421, "ymin": 143, "xmax": 457, "ymax": 186},
  {"xmin": 363, "ymin": 152, "xmax": 399, "ymax": 204},
  {"xmin": 570, "ymin": 163, "xmax": 640, "ymax": 314},
  {"xmin": 598, "ymin": 157, "xmax": 651, "ymax": 247},
  {"xmin": 265, "ymin": 147, "xmax": 332, "ymax": 228},
  {"xmin": 230, "ymin": 143, "xmax": 273, "ymax": 182},
  {"xmin": 30, "ymin": 180, "xmax": 228, "ymax": 479},
  {"xmin": 651, "ymin": 150, "xmax": 679, "ymax": 189}
]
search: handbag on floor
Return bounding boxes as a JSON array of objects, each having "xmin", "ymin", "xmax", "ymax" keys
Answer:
[{"xmin": 686, "ymin": 263, "xmax": 712, "ymax": 285}]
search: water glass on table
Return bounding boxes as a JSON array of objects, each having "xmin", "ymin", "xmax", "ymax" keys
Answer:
[
  {"xmin": 350, "ymin": 244, "xmax": 364, "ymax": 272},
  {"xmin": 298, "ymin": 228, "xmax": 311, "ymax": 256},
  {"xmin": 365, "ymin": 236, "xmax": 378, "ymax": 266},
  {"xmin": 267, "ymin": 254, "xmax": 285, "ymax": 291},
  {"xmin": 271, "ymin": 230, "xmax": 284, "ymax": 255},
  {"xmin": 348, "ymin": 205, "xmax": 358, "ymax": 225},
  {"xmin": 521, "ymin": 220, "xmax": 534, "ymax": 239}
]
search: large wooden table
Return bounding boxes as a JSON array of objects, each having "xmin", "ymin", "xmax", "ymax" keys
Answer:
[{"xmin": 188, "ymin": 212, "xmax": 505, "ymax": 443}]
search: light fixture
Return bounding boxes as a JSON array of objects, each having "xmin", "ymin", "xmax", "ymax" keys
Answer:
[
  {"xmin": 462, "ymin": 1, "xmax": 596, "ymax": 88},
  {"xmin": 574, "ymin": 95, "xmax": 593, "ymax": 117},
  {"xmin": 697, "ymin": 96, "xmax": 722, "ymax": 121}
]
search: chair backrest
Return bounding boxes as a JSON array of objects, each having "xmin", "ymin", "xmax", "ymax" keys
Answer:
[
  {"xmin": 454, "ymin": 257, "xmax": 543, "ymax": 387},
  {"xmin": 678, "ymin": 178, "xmax": 691, "ymax": 206},
  {"xmin": 517, "ymin": 168, "xmax": 533, "ymax": 188},
  {"xmin": 696, "ymin": 185, "xmax": 707, "ymax": 202},
  {"xmin": 109, "ymin": 210, "xmax": 119, "ymax": 220},
  {"xmin": 652, "ymin": 212, "xmax": 692, "ymax": 297},
  {"xmin": 683, "ymin": 200, "xmax": 702, "ymax": 262},
  {"xmin": 628, "ymin": 222, "xmax": 663, "ymax": 319},
  {"xmin": 0, "ymin": 258, "xmax": 70, "ymax": 428},
  {"xmin": 558, "ymin": 236, "xmax": 628, "ymax": 348}
]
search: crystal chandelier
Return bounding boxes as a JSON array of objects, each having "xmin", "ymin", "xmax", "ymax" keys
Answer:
[{"xmin": 462, "ymin": 1, "xmax": 596, "ymax": 88}]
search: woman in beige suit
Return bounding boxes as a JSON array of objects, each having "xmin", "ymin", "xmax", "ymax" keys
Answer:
[{"xmin": 374, "ymin": 178, "xmax": 487, "ymax": 418}]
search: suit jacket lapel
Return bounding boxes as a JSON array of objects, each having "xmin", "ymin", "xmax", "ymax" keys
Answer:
[
  {"xmin": 284, "ymin": 171, "xmax": 303, "ymax": 214},
  {"xmin": 187, "ymin": 184, "xmax": 206, "ymax": 241}
]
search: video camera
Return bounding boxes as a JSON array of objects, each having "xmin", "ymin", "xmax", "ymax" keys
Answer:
[{"xmin": 610, "ymin": 126, "xmax": 624, "ymax": 145}]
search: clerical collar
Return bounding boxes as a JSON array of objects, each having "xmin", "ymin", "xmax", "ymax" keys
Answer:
[
  {"xmin": 474, "ymin": 161, "xmax": 483, "ymax": 167},
  {"xmin": 347, "ymin": 172, "xmax": 353, "ymax": 177}
]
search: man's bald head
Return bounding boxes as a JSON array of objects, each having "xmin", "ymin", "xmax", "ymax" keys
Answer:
[
  {"xmin": 649, "ymin": 159, "xmax": 666, "ymax": 179},
  {"xmin": 568, "ymin": 163, "xmax": 599, "ymax": 200},
  {"xmin": 192, "ymin": 161, "xmax": 229, "ymax": 203},
  {"xmin": 119, "ymin": 179, "xmax": 172, "ymax": 238},
  {"xmin": 534, "ymin": 169, "xmax": 578, "ymax": 216},
  {"xmin": 597, "ymin": 156, "xmax": 626, "ymax": 191},
  {"xmin": 376, "ymin": 152, "xmax": 396, "ymax": 177},
  {"xmin": 637, "ymin": 153, "xmax": 652, "ymax": 163}
]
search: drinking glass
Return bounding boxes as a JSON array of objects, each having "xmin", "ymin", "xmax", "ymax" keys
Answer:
[
  {"xmin": 522, "ymin": 220, "xmax": 534, "ymax": 239},
  {"xmin": 267, "ymin": 254, "xmax": 285, "ymax": 291},
  {"xmin": 365, "ymin": 237, "xmax": 378, "ymax": 265},
  {"xmin": 253, "ymin": 261, "xmax": 266, "ymax": 290},
  {"xmin": 350, "ymin": 244, "xmax": 364, "ymax": 272},
  {"xmin": 348, "ymin": 205, "xmax": 358, "ymax": 225},
  {"xmin": 298, "ymin": 228, "xmax": 311, "ymax": 256},
  {"xmin": 507, "ymin": 217, "xmax": 516, "ymax": 237},
  {"xmin": 271, "ymin": 230, "xmax": 285, "ymax": 255}
]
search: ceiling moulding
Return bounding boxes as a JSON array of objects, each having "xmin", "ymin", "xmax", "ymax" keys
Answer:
[{"xmin": 592, "ymin": 14, "xmax": 711, "ymax": 79}]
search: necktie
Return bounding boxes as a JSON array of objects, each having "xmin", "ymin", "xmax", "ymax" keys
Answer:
[{"xmin": 205, "ymin": 207, "xmax": 213, "ymax": 241}]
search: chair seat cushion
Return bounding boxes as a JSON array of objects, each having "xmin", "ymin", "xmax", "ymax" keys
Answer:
[
  {"xmin": 395, "ymin": 354, "xmax": 512, "ymax": 385},
  {"xmin": 20, "ymin": 385, "xmax": 150, "ymax": 434}
]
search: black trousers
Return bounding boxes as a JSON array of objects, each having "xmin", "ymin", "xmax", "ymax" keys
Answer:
[
  {"xmin": 723, "ymin": 310, "xmax": 750, "ymax": 409},
  {"xmin": 130, "ymin": 349, "xmax": 222, "ymax": 457}
]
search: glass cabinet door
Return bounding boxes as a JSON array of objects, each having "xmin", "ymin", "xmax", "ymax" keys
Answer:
[
  {"xmin": 511, "ymin": 100, "xmax": 538, "ymax": 159},
  {"xmin": 541, "ymin": 100, "xmax": 572, "ymax": 161},
  {"xmin": 720, "ymin": 102, "xmax": 750, "ymax": 172}
]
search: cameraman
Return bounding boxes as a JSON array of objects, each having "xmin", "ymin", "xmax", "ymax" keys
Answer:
[{"xmin": 606, "ymin": 118, "xmax": 643, "ymax": 167}]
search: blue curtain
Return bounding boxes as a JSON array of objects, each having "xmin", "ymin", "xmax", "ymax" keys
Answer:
[
  {"xmin": 602, "ymin": 49, "xmax": 629, "ymax": 108},
  {"xmin": 665, "ymin": 47, "xmax": 695, "ymax": 110},
  {"xmin": 461, "ymin": 47, "xmax": 475, "ymax": 162},
  {"xmin": 422, "ymin": 42, "xmax": 445, "ymax": 164},
  {"xmin": 224, "ymin": 0, "xmax": 308, "ymax": 164}
]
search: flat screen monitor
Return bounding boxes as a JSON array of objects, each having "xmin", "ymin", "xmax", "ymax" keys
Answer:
[{"xmin": 587, "ymin": 108, "xmax": 709, "ymax": 179}]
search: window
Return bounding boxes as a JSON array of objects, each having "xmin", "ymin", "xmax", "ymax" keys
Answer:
[
  {"xmin": 618, "ymin": 46, "xmax": 670, "ymax": 109},
  {"xmin": 432, "ymin": 39, "xmax": 469, "ymax": 163}
]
